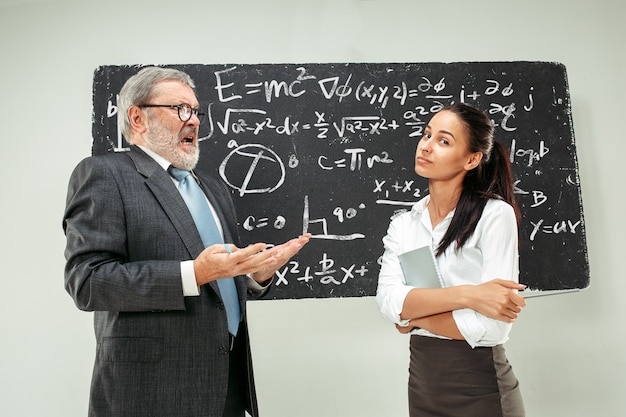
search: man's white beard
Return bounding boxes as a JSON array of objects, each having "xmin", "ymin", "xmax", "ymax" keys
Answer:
[{"xmin": 145, "ymin": 120, "xmax": 199, "ymax": 170}]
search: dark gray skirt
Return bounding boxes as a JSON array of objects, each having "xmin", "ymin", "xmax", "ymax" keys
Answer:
[{"xmin": 408, "ymin": 335, "xmax": 525, "ymax": 417}]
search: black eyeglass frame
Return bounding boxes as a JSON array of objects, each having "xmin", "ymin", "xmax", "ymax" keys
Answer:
[{"xmin": 137, "ymin": 103, "xmax": 206, "ymax": 124}]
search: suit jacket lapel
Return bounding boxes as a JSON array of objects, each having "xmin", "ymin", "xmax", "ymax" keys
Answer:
[
  {"xmin": 128, "ymin": 148, "xmax": 205, "ymax": 256},
  {"xmin": 127, "ymin": 147, "xmax": 228, "ymax": 300}
]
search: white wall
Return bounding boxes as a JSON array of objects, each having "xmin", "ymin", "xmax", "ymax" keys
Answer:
[{"xmin": 1, "ymin": 0, "xmax": 623, "ymax": 416}]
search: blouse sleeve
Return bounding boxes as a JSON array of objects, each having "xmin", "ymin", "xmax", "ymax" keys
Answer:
[
  {"xmin": 376, "ymin": 218, "xmax": 413, "ymax": 327},
  {"xmin": 452, "ymin": 201, "xmax": 520, "ymax": 347}
]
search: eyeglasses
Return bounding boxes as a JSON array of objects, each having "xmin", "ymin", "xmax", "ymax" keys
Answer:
[{"xmin": 137, "ymin": 103, "xmax": 206, "ymax": 124}]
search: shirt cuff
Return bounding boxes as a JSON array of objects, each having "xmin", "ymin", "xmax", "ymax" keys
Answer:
[
  {"xmin": 377, "ymin": 285, "xmax": 413, "ymax": 327},
  {"xmin": 452, "ymin": 308, "xmax": 486, "ymax": 348},
  {"xmin": 181, "ymin": 260, "xmax": 200, "ymax": 296},
  {"xmin": 247, "ymin": 274, "xmax": 273, "ymax": 291}
]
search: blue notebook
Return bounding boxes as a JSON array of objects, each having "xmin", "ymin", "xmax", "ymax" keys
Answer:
[{"xmin": 398, "ymin": 246, "xmax": 444, "ymax": 288}]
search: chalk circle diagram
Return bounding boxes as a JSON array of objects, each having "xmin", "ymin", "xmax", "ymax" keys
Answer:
[{"xmin": 219, "ymin": 143, "xmax": 286, "ymax": 197}]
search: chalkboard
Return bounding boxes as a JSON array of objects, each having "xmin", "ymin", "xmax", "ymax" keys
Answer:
[{"xmin": 92, "ymin": 62, "xmax": 590, "ymax": 300}]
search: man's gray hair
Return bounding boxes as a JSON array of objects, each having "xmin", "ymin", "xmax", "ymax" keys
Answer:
[{"xmin": 117, "ymin": 66, "xmax": 196, "ymax": 143}]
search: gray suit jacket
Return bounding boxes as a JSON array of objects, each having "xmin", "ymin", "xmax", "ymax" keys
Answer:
[{"xmin": 63, "ymin": 146, "xmax": 264, "ymax": 417}]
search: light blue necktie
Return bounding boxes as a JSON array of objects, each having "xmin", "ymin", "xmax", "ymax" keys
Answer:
[{"xmin": 168, "ymin": 166, "xmax": 241, "ymax": 336}]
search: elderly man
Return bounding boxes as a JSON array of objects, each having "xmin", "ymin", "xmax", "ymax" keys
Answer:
[{"xmin": 63, "ymin": 66, "xmax": 310, "ymax": 417}]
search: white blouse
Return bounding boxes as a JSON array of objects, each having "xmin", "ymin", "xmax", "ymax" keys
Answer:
[{"xmin": 376, "ymin": 195, "xmax": 520, "ymax": 348}]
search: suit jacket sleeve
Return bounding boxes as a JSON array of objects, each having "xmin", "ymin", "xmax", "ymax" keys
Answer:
[{"xmin": 63, "ymin": 155, "xmax": 187, "ymax": 312}]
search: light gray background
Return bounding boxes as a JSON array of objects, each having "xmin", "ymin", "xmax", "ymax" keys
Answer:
[{"xmin": 1, "ymin": 1, "xmax": 622, "ymax": 416}]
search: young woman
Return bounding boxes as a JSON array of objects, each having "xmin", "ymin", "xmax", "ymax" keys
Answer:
[{"xmin": 376, "ymin": 103, "xmax": 527, "ymax": 417}]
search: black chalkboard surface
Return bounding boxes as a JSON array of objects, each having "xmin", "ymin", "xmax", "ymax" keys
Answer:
[{"xmin": 92, "ymin": 62, "xmax": 590, "ymax": 299}]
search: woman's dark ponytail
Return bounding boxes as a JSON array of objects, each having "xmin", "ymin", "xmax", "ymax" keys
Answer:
[{"xmin": 483, "ymin": 141, "xmax": 521, "ymax": 222}]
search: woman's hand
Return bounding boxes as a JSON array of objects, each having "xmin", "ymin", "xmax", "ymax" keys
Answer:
[{"xmin": 465, "ymin": 279, "xmax": 527, "ymax": 323}]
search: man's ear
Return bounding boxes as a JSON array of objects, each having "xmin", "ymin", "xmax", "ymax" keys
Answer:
[
  {"xmin": 465, "ymin": 152, "xmax": 483, "ymax": 171},
  {"xmin": 128, "ymin": 106, "xmax": 148, "ymax": 135}
]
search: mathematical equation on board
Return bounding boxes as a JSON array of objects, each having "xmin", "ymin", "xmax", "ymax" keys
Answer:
[
  {"xmin": 276, "ymin": 253, "xmax": 370, "ymax": 289},
  {"xmin": 94, "ymin": 63, "xmax": 588, "ymax": 294},
  {"xmin": 204, "ymin": 70, "xmax": 529, "ymax": 140},
  {"xmin": 106, "ymin": 67, "xmax": 532, "ymax": 146}
]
